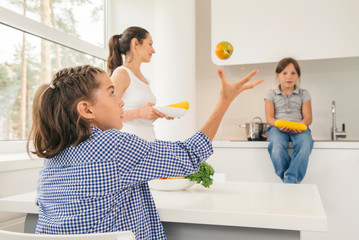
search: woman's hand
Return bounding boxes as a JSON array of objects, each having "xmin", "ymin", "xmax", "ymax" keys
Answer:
[
  {"xmin": 217, "ymin": 68, "xmax": 264, "ymax": 105},
  {"xmin": 139, "ymin": 103, "xmax": 166, "ymax": 121}
]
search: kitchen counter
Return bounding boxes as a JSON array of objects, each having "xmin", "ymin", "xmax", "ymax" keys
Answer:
[
  {"xmin": 208, "ymin": 141, "xmax": 359, "ymax": 240},
  {"xmin": 0, "ymin": 181, "xmax": 327, "ymax": 239},
  {"xmin": 152, "ymin": 181, "xmax": 326, "ymax": 231},
  {"xmin": 213, "ymin": 140, "xmax": 359, "ymax": 149}
]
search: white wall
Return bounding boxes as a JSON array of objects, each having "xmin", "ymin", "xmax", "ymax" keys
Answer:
[
  {"xmin": 196, "ymin": 0, "xmax": 359, "ymax": 141},
  {"xmin": 152, "ymin": 0, "xmax": 196, "ymax": 141}
]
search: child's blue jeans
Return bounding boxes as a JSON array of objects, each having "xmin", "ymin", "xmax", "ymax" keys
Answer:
[{"xmin": 267, "ymin": 126, "xmax": 314, "ymax": 183}]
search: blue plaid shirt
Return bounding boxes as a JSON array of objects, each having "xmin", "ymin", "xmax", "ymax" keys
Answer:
[{"xmin": 36, "ymin": 126, "xmax": 213, "ymax": 239}]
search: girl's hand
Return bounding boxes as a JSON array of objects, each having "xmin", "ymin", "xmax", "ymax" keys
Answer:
[
  {"xmin": 139, "ymin": 103, "xmax": 166, "ymax": 121},
  {"xmin": 165, "ymin": 117, "xmax": 175, "ymax": 120},
  {"xmin": 291, "ymin": 129, "xmax": 302, "ymax": 134},
  {"xmin": 279, "ymin": 127, "xmax": 302, "ymax": 134},
  {"xmin": 200, "ymin": 69, "xmax": 264, "ymax": 141},
  {"xmin": 279, "ymin": 126, "xmax": 291, "ymax": 132},
  {"xmin": 217, "ymin": 68, "xmax": 264, "ymax": 104}
]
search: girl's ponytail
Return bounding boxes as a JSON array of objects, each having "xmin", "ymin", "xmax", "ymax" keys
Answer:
[
  {"xmin": 107, "ymin": 27, "xmax": 149, "ymax": 76},
  {"xmin": 107, "ymin": 34, "xmax": 123, "ymax": 76}
]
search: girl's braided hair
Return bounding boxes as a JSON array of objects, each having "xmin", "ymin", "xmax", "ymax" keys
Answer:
[{"xmin": 28, "ymin": 65, "xmax": 105, "ymax": 158}]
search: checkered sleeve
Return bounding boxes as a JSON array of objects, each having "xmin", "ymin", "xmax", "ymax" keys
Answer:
[{"xmin": 117, "ymin": 131, "xmax": 213, "ymax": 185}]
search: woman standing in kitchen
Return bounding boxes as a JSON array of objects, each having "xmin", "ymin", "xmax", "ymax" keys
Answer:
[
  {"xmin": 264, "ymin": 57, "xmax": 313, "ymax": 184},
  {"xmin": 107, "ymin": 26, "xmax": 168, "ymax": 141}
]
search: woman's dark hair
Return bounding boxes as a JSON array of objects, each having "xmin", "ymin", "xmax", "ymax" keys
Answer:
[
  {"xmin": 27, "ymin": 65, "xmax": 105, "ymax": 159},
  {"xmin": 275, "ymin": 57, "xmax": 301, "ymax": 77},
  {"xmin": 107, "ymin": 26, "xmax": 149, "ymax": 76}
]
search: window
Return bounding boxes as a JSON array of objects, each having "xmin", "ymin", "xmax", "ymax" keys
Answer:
[
  {"xmin": 0, "ymin": 1, "xmax": 107, "ymax": 141},
  {"xmin": 0, "ymin": 0, "xmax": 105, "ymax": 47}
]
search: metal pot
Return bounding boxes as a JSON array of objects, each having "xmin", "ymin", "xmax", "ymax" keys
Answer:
[{"xmin": 240, "ymin": 117, "xmax": 268, "ymax": 141}]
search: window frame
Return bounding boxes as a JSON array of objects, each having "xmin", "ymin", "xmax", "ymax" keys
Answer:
[
  {"xmin": 0, "ymin": 6, "xmax": 107, "ymax": 60},
  {"xmin": 0, "ymin": 3, "xmax": 108, "ymax": 158}
]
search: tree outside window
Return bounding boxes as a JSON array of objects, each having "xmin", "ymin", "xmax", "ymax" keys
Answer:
[{"xmin": 0, "ymin": 0, "xmax": 105, "ymax": 140}]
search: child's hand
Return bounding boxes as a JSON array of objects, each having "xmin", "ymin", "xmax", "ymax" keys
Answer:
[
  {"xmin": 279, "ymin": 126, "xmax": 291, "ymax": 132},
  {"xmin": 291, "ymin": 129, "xmax": 302, "ymax": 134},
  {"xmin": 279, "ymin": 126, "xmax": 302, "ymax": 134},
  {"xmin": 200, "ymin": 69, "xmax": 264, "ymax": 141},
  {"xmin": 217, "ymin": 68, "xmax": 264, "ymax": 104}
]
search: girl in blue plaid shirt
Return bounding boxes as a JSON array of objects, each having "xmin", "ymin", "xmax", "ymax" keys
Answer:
[{"xmin": 28, "ymin": 65, "xmax": 263, "ymax": 239}]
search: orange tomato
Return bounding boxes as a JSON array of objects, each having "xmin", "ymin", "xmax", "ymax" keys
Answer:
[{"xmin": 215, "ymin": 41, "xmax": 233, "ymax": 60}]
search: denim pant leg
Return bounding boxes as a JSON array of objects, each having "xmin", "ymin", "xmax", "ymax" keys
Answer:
[
  {"xmin": 284, "ymin": 129, "xmax": 314, "ymax": 183},
  {"xmin": 267, "ymin": 126, "xmax": 291, "ymax": 180}
]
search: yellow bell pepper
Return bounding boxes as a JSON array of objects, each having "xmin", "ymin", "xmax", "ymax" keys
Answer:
[
  {"xmin": 275, "ymin": 120, "xmax": 307, "ymax": 131},
  {"xmin": 165, "ymin": 177, "xmax": 185, "ymax": 179},
  {"xmin": 167, "ymin": 101, "xmax": 189, "ymax": 109}
]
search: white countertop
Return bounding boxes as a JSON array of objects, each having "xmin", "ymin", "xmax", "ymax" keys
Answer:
[
  {"xmin": 151, "ymin": 182, "xmax": 326, "ymax": 231},
  {"xmin": 213, "ymin": 140, "xmax": 359, "ymax": 149},
  {"xmin": 0, "ymin": 182, "xmax": 327, "ymax": 232}
]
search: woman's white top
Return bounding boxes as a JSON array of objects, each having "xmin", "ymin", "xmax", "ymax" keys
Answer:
[{"xmin": 113, "ymin": 66, "xmax": 156, "ymax": 141}]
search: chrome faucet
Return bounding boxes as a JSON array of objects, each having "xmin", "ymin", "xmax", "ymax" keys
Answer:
[{"xmin": 331, "ymin": 100, "xmax": 346, "ymax": 140}]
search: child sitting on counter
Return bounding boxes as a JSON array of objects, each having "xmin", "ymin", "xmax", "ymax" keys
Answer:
[{"xmin": 265, "ymin": 57, "xmax": 314, "ymax": 184}]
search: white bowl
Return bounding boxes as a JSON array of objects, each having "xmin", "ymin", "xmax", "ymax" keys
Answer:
[
  {"xmin": 153, "ymin": 106, "xmax": 188, "ymax": 118},
  {"xmin": 148, "ymin": 178, "xmax": 195, "ymax": 191}
]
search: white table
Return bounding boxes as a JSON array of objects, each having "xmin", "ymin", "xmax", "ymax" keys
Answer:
[{"xmin": 0, "ymin": 182, "xmax": 327, "ymax": 240}]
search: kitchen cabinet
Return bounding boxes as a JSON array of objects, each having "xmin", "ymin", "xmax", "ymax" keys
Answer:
[{"xmin": 211, "ymin": 0, "xmax": 359, "ymax": 65}]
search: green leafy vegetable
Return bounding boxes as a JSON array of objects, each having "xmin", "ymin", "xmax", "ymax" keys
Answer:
[{"xmin": 185, "ymin": 162, "xmax": 215, "ymax": 188}]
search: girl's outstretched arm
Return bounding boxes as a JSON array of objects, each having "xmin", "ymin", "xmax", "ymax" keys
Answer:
[{"xmin": 200, "ymin": 69, "xmax": 264, "ymax": 141}]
